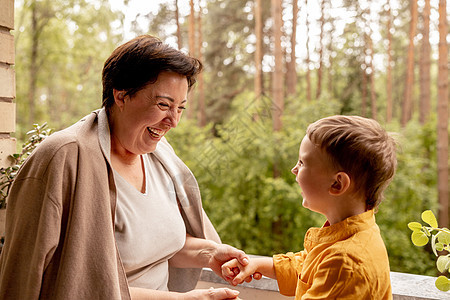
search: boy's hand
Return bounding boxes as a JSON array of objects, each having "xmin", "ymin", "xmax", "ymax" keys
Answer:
[
  {"xmin": 221, "ymin": 258, "xmax": 260, "ymax": 286},
  {"xmin": 208, "ymin": 244, "xmax": 262, "ymax": 285},
  {"xmin": 208, "ymin": 244, "xmax": 249, "ymax": 280}
]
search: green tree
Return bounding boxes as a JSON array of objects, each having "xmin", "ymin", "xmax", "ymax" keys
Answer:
[{"xmin": 14, "ymin": 0, "xmax": 124, "ymax": 140}]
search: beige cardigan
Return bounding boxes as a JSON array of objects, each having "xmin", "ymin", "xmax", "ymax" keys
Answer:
[{"xmin": 0, "ymin": 110, "xmax": 219, "ymax": 299}]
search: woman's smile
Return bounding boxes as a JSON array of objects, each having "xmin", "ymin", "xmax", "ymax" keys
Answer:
[{"xmin": 147, "ymin": 127, "xmax": 166, "ymax": 139}]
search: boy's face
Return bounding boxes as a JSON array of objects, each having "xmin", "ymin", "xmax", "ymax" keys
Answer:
[{"xmin": 291, "ymin": 135, "xmax": 337, "ymax": 216}]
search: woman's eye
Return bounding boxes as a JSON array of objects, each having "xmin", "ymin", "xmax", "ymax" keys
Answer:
[
  {"xmin": 178, "ymin": 107, "xmax": 186, "ymax": 111},
  {"xmin": 157, "ymin": 103, "xmax": 170, "ymax": 110}
]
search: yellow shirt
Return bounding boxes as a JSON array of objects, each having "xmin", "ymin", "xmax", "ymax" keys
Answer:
[{"xmin": 273, "ymin": 210, "xmax": 392, "ymax": 299}]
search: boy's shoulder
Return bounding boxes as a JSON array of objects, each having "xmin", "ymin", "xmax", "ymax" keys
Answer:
[
  {"xmin": 327, "ymin": 223, "xmax": 386, "ymax": 258},
  {"xmin": 307, "ymin": 211, "xmax": 386, "ymax": 261},
  {"xmin": 310, "ymin": 215, "xmax": 389, "ymax": 276}
]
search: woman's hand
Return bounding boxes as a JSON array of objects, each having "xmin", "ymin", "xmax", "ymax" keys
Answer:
[
  {"xmin": 129, "ymin": 286, "xmax": 240, "ymax": 300},
  {"xmin": 222, "ymin": 258, "xmax": 258, "ymax": 286},
  {"xmin": 183, "ymin": 287, "xmax": 240, "ymax": 300},
  {"xmin": 169, "ymin": 236, "xmax": 261, "ymax": 285},
  {"xmin": 208, "ymin": 244, "xmax": 262, "ymax": 284},
  {"xmin": 208, "ymin": 244, "xmax": 248, "ymax": 278},
  {"xmin": 222, "ymin": 257, "xmax": 275, "ymax": 286}
]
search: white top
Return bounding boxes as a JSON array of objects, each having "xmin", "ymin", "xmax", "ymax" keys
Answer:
[
  {"xmin": 113, "ymin": 154, "xmax": 186, "ymax": 290},
  {"xmin": 97, "ymin": 110, "xmax": 186, "ymax": 290}
]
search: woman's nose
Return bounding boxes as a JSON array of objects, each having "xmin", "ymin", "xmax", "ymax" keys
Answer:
[{"xmin": 165, "ymin": 109, "xmax": 180, "ymax": 128}]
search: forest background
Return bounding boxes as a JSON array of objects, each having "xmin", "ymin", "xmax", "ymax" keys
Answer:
[{"xmin": 13, "ymin": 0, "xmax": 449, "ymax": 277}]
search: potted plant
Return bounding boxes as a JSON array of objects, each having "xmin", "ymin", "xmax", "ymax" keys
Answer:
[{"xmin": 408, "ymin": 210, "xmax": 450, "ymax": 292}]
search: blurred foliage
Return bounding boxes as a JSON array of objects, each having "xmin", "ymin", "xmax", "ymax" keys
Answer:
[
  {"xmin": 14, "ymin": 0, "xmax": 124, "ymax": 142},
  {"xmin": 377, "ymin": 117, "xmax": 439, "ymax": 276}
]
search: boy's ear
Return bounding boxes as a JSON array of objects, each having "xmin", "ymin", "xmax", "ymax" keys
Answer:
[{"xmin": 329, "ymin": 172, "xmax": 351, "ymax": 196}]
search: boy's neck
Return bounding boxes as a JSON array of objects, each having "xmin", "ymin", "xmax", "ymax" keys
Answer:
[{"xmin": 324, "ymin": 195, "xmax": 367, "ymax": 225}]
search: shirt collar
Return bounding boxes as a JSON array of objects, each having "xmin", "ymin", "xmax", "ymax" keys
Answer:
[{"xmin": 304, "ymin": 210, "xmax": 376, "ymax": 246}]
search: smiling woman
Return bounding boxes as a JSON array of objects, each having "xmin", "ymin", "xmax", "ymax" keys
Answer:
[
  {"xmin": 109, "ymin": 72, "xmax": 188, "ymax": 158},
  {"xmin": 0, "ymin": 35, "xmax": 254, "ymax": 300}
]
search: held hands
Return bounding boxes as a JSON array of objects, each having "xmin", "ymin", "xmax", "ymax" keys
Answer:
[
  {"xmin": 209, "ymin": 244, "xmax": 262, "ymax": 285},
  {"xmin": 221, "ymin": 258, "xmax": 258, "ymax": 286}
]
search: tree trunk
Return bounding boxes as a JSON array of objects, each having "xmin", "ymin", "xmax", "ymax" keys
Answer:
[
  {"xmin": 305, "ymin": 0, "xmax": 312, "ymax": 102},
  {"xmin": 272, "ymin": 0, "xmax": 284, "ymax": 132},
  {"xmin": 272, "ymin": 0, "xmax": 284, "ymax": 178},
  {"xmin": 367, "ymin": 3, "xmax": 376, "ymax": 120},
  {"xmin": 327, "ymin": 39, "xmax": 333, "ymax": 95},
  {"xmin": 369, "ymin": 48, "xmax": 376, "ymax": 120},
  {"xmin": 437, "ymin": 0, "xmax": 448, "ymax": 228},
  {"xmin": 401, "ymin": 0, "xmax": 418, "ymax": 126},
  {"xmin": 419, "ymin": 0, "xmax": 431, "ymax": 124},
  {"xmin": 196, "ymin": 3, "xmax": 206, "ymax": 127},
  {"xmin": 254, "ymin": 0, "xmax": 263, "ymax": 102},
  {"xmin": 188, "ymin": 0, "xmax": 196, "ymax": 56},
  {"xmin": 28, "ymin": 2, "xmax": 39, "ymax": 126},
  {"xmin": 361, "ymin": 66, "xmax": 367, "ymax": 117},
  {"xmin": 316, "ymin": 0, "xmax": 325, "ymax": 99},
  {"xmin": 187, "ymin": 0, "xmax": 196, "ymax": 120},
  {"xmin": 327, "ymin": 0, "xmax": 334, "ymax": 95},
  {"xmin": 175, "ymin": 0, "xmax": 182, "ymax": 49},
  {"xmin": 386, "ymin": 0, "xmax": 393, "ymax": 122},
  {"xmin": 286, "ymin": 0, "xmax": 298, "ymax": 95}
]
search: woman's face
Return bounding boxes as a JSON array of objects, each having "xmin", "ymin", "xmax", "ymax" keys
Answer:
[{"xmin": 110, "ymin": 71, "xmax": 189, "ymax": 156}]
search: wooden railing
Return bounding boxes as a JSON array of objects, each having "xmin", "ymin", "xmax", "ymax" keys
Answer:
[{"xmin": 197, "ymin": 264, "xmax": 449, "ymax": 300}]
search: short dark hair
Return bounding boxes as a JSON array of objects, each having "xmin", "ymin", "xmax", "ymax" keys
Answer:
[
  {"xmin": 102, "ymin": 35, "xmax": 202, "ymax": 113},
  {"xmin": 307, "ymin": 115, "xmax": 398, "ymax": 210}
]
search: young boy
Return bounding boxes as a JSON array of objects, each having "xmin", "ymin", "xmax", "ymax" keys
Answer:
[{"xmin": 222, "ymin": 115, "xmax": 397, "ymax": 299}]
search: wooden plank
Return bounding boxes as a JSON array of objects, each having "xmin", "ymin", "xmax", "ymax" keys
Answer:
[
  {"xmin": 0, "ymin": 31, "xmax": 14, "ymax": 64},
  {"xmin": 0, "ymin": 66, "xmax": 15, "ymax": 98},
  {"xmin": 0, "ymin": 102, "xmax": 15, "ymax": 133},
  {"xmin": 0, "ymin": 0, "xmax": 14, "ymax": 29},
  {"xmin": 0, "ymin": 137, "xmax": 16, "ymax": 167}
]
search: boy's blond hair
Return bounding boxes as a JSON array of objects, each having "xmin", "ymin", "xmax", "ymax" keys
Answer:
[{"xmin": 306, "ymin": 115, "xmax": 397, "ymax": 210}]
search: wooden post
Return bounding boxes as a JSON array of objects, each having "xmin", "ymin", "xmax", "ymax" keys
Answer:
[
  {"xmin": 437, "ymin": 0, "xmax": 448, "ymax": 228},
  {"xmin": 0, "ymin": 0, "xmax": 16, "ymax": 236}
]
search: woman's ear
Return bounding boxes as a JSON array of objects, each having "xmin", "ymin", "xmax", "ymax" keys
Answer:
[
  {"xmin": 113, "ymin": 89, "xmax": 126, "ymax": 110},
  {"xmin": 329, "ymin": 172, "xmax": 351, "ymax": 196}
]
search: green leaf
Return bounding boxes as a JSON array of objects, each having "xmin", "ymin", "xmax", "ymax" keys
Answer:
[
  {"xmin": 436, "ymin": 243, "xmax": 445, "ymax": 251},
  {"xmin": 437, "ymin": 256, "xmax": 450, "ymax": 273},
  {"xmin": 435, "ymin": 276, "xmax": 450, "ymax": 292},
  {"xmin": 437, "ymin": 230, "xmax": 450, "ymax": 245},
  {"xmin": 411, "ymin": 231, "xmax": 429, "ymax": 247},
  {"xmin": 422, "ymin": 210, "xmax": 438, "ymax": 228},
  {"xmin": 408, "ymin": 222, "xmax": 423, "ymax": 231}
]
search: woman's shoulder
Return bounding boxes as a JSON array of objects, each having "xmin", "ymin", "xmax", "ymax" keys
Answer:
[
  {"xmin": 37, "ymin": 111, "xmax": 100, "ymax": 152},
  {"xmin": 22, "ymin": 111, "xmax": 102, "ymax": 169}
]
